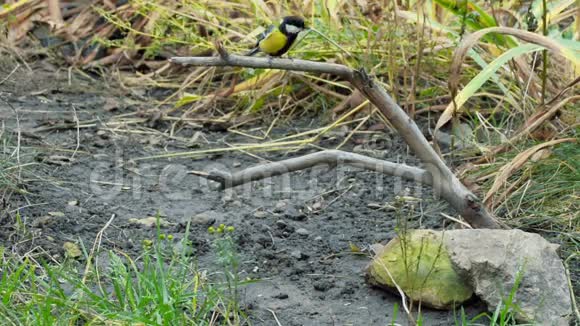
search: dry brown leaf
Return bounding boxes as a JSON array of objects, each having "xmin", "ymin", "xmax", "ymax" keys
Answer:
[{"xmin": 483, "ymin": 138, "xmax": 576, "ymax": 206}]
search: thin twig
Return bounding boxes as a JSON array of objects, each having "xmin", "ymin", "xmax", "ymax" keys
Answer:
[
  {"xmin": 440, "ymin": 213, "xmax": 473, "ymax": 229},
  {"xmin": 266, "ymin": 308, "xmax": 282, "ymax": 326},
  {"xmin": 0, "ymin": 96, "xmax": 22, "ymax": 182},
  {"xmin": 564, "ymin": 253, "xmax": 580, "ymax": 322},
  {"xmin": 70, "ymin": 105, "xmax": 80, "ymax": 160},
  {"xmin": 0, "ymin": 64, "xmax": 20, "ymax": 86},
  {"xmin": 82, "ymin": 214, "xmax": 116, "ymax": 285},
  {"xmin": 373, "ymin": 256, "xmax": 414, "ymax": 323}
]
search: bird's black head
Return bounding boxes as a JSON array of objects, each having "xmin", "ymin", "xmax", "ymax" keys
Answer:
[{"xmin": 280, "ymin": 16, "xmax": 306, "ymax": 35}]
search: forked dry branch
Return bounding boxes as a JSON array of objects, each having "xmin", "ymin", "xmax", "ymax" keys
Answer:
[{"xmin": 170, "ymin": 49, "xmax": 501, "ymax": 229}]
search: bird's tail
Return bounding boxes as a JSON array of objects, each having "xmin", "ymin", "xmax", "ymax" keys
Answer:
[{"xmin": 245, "ymin": 47, "xmax": 260, "ymax": 56}]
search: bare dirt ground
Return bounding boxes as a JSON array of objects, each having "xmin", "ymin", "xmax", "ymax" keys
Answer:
[{"xmin": 0, "ymin": 57, "xmax": 490, "ymax": 325}]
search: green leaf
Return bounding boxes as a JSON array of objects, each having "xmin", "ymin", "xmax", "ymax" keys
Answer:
[
  {"xmin": 175, "ymin": 93, "xmax": 203, "ymax": 108},
  {"xmin": 448, "ymin": 43, "xmax": 543, "ymax": 114}
]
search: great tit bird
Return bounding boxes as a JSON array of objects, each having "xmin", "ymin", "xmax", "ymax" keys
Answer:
[{"xmin": 246, "ymin": 16, "xmax": 306, "ymax": 57}]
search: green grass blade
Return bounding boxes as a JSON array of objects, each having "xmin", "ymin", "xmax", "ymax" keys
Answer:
[{"xmin": 447, "ymin": 43, "xmax": 544, "ymax": 114}]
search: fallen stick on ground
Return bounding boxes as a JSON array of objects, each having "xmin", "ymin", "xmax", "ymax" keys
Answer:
[
  {"xmin": 189, "ymin": 150, "xmax": 431, "ymax": 189},
  {"xmin": 170, "ymin": 48, "xmax": 501, "ymax": 229}
]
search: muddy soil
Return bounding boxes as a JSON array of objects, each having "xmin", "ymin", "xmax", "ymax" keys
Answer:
[{"xmin": 0, "ymin": 58, "xmax": 489, "ymax": 325}]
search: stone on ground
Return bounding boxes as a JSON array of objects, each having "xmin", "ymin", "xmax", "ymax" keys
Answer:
[
  {"xmin": 366, "ymin": 229, "xmax": 473, "ymax": 309},
  {"xmin": 444, "ymin": 229, "xmax": 572, "ymax": 325},
  {"xmin": 366, "ymin": 229, "xmax": 572, "ymax": 325}
]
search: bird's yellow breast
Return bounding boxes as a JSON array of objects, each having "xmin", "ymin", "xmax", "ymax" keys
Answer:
[{"xmin": 258, "ymin": 28, "xmax": 288, "ymax": 55}]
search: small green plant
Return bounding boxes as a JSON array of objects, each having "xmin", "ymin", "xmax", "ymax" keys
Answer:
[
  {"xmin": 488, "ymin": 265, "xmax": 526, "ymax": 325},
  {"xmin": 452, "ymin": 265, "xmax": 527, "ymax": 326},
  {"xmin": 208, "ymin": 223, "xmax": 242, "ymax": 320}
]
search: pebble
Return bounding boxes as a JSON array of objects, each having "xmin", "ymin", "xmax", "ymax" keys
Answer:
[
  {"xmin": 259, "ymin": 224, "xmax": 271, "ymax": 232},
  {"xmin": 275, "ymin": 220, "xmax": 295, "ymax": 233},
  {"xmin": 313, "ymin": 280, "xmax": 335, "ymax": 292},
  {"xmin": 352, "ymin": 144, "xmax": 365, "ymax": 153},
  {"xmin": 221, "ymin": 191, "xmax": 235, "ymax": 204},
  {"xmin": 296, "ymin": 228, "xmax": 310, "ymax": 237},
  {"xmin": 96, "ymin": 129, "xmax": 109, "ymax": 139},
  {"xmin": 274, "ymin": 200, "xmax": 288, "ymax": 213},
  {"xmin": 253, "ymin": 210, "xmax": 268, "ymax": 219},
  {"xmin": 290, "ymin": 250, "xmax": 308, "ymax": 260},
  {"xmin": 285, "ymin": 206, "xmax": 306, "ymax": 221},
  {"xmin": 273, "ymin": 293, "xmax": 289, "ymax": 299},
  {"xmin": 312, "ymin": 201, "xmax": 323, "ymax": 210},
  {"xmin": 190, "ymin": 211, "xmax": 218, "ymax": 226}
]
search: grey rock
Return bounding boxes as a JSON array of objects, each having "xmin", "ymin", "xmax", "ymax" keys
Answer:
[
  {"xmin": 290, "ymin": 250, "xmax": 302, "ymax": 259},
  {"xmin": 275, "ymin": 219, "xmax": 288, "ymax": 229},
  {"xmin": 96, "ymin": 129, "xmax": 109, "ymax": 139},
  {"xmin": 221, "ymin": 190, "xmax": 237, "ymax": 204},
  {"xmin": 295, "ymin": 228, "xmax": 310, "ymax": 237},
  {"xmin": 444, "ymin": 229, "xmax": 572, "ymax": 325},
  {"xmin": 274, "ymin": 200, "xmax": 288, "ymax": 213},
  {"xmin": 452, "ymin": 122, "xmax": 473, "ymax": 142},
  {"xmin": 273, "ymin": 293, "xmax": 289, "ymax": 299},
  {"xmin": 434, "ymin": 130, "xmax": 452, "ymax": 149},
  {"xmin": 253, "ymin": 210, "xmax": 268, "ymax": 219},
  {"xmin": 313, "ymin": 279, "xmax": 335, "ymax": 292},
  {"xmin": 275, "ymin": 220, "xmax": 294, "ymax": 233},
  {"xmin": 290, "ymin": 250, "xmax": 308, "ymax": 260},
  {"xmin": 475, "ymin": 127, "xmax": 508, "ymax": 145},
  {"xmin": 189, "ymin": 211, "xmax": 220, "ymax": 226},
  {"xmin": 435, "ymin": 125, "xmax": 473, "ymax": 151},
  {"xmin": 352, "ymin": 144, "xmax": 365, "ymax": 153}
]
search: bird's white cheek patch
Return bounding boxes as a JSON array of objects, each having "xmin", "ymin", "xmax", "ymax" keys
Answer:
[{"xmin": 285, "ymin": 24, "xmax": 302, "ymax": 34}]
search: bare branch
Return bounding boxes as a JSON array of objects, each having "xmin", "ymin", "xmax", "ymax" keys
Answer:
[
  {"xmin": 189, "ymin": 150, "xmax": 430, "ymax": 189},
  {"xmin": 170, "ymin": 55, "xmax": 353, "ymax": 79}
]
